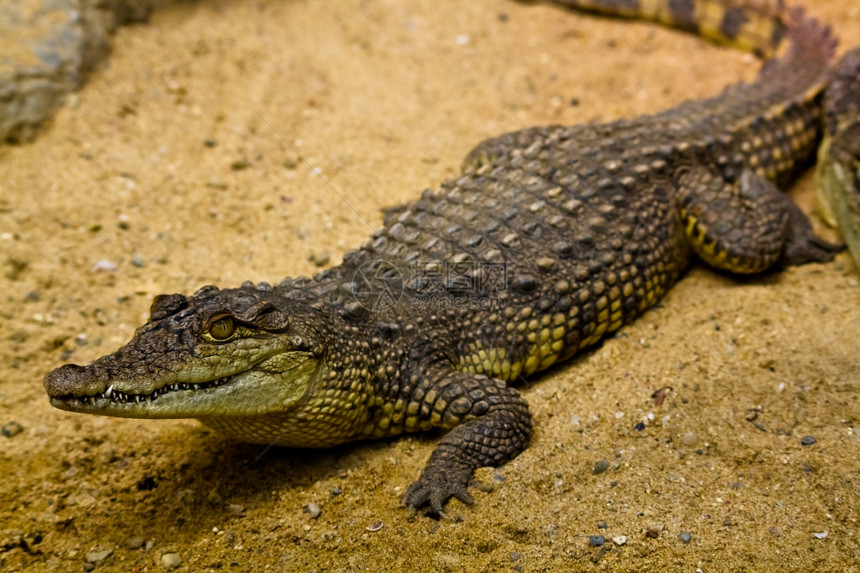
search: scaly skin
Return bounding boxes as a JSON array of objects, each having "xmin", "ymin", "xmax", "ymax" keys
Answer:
[
  {"xmin": 816, "ymin": 48, "xmax": 860, "ymax": 271},
  {"xmin": 44, "ymin": 3, "xmax": 841, "ymax": 515}
]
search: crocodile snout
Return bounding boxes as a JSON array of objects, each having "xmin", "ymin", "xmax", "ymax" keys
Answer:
[{"xmin": 44, "ymin": 363, "xmax": 105, "ymax": 398}]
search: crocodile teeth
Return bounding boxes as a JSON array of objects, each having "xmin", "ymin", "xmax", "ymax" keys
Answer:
[{"xmin": 101, "ymin": 375, "xmax": 234, "ymax": 405}]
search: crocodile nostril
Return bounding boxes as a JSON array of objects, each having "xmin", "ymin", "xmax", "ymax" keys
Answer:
[{"xmin": 43, "ymin": 364, "xmax": 98, "ymax": 397}]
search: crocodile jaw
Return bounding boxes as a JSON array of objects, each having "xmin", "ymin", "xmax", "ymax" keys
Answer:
[{"xmin": 44, "ymin": 350, "xmax": 320, "ymax": 419}]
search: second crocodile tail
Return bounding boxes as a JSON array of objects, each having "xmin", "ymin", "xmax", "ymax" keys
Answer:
[{"xmin": 547, "ymin": 0, "xmax": 787, "ymax": 56}]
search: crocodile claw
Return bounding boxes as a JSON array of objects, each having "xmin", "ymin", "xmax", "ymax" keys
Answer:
[{"xmin": 405, "ymin": 464, "xmax": 476, "ymax": 516}]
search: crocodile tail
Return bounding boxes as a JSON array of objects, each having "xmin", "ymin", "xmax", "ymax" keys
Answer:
[
  {"xmin": 546, "ymin": 0, "xmax": 787, "ymax": 56},
  {"xmin": 758, "ymin": 4, "xmax": 836, "ymax": 83}
]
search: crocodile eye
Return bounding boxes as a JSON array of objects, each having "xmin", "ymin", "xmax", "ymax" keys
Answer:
[{"xmin": 209, "ymin": 317, "xmax": 235, "ymax": 340}]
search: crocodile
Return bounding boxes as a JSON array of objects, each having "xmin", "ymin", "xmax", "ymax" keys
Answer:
[
  {"xmin": 44, "ymin": 1, "xmax": 843, "ymax": 515},
  {"xmin": 816, "ymin": 47, "xmax": 860, "ymax": 271}
]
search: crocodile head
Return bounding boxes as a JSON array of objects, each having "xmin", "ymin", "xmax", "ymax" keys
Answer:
[{"xmin": 44, "ymin": 284, "xmax": 329, "ymax": 419}]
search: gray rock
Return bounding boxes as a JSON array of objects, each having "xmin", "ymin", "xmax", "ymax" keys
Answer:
[{"xmin": 0, "ymin": 0, "xmax": 168, "ymax": 143}]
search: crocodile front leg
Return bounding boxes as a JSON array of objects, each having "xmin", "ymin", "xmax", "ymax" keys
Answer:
[{"xmin": 404, "ymin": 371, "xmax": 531, "ymax": 516}]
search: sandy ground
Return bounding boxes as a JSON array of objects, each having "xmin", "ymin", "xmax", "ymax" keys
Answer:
[{"xmin": 1, "ymin": 0, "xmax": 859, "ymax": 571}]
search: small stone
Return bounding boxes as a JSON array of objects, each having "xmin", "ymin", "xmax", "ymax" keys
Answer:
[
  {"xmin": 161, "ymin": 552, "xmax": 182, "ymax": 569},
  {"xmin": 131, "ymin": 255, "xmax": 145, "ymax": 268},
  {"xmin": 365, "ymin": 520, "xmax": 384, "ymax": 532},
  {"xmin": 93, "ymin": 260, "xmax": 118, "ymax": 272},
  {"xmin": 588, "ymin": 535, "xmax": 605, "ymax": 547},
  {"xmin": 597, "ymin": 521, "xmax": 608, "ymax": 529},
  {"xmin": 204, "ymin": 138, "xmax": 217, "ymax": 148},
  {"xmin": 612, "ymin": 535, "xmax": 627, "ymax": 546},
  {"xmin": 310, "ymin": 252, "xmax": 331, "ymax": 267},
  {"xmin": 230, "ymin": 159, "xmax": 251, "ymax": 171},
  {"xmin": 2, "ymin": 422, "xmax": 23, "ymax": 438},
  {"xmin": 283, "ymin": 157, "xmax": 298, "ymax": 169},
  {"xmin": 86, "ymin": 548, "xmax": 113, "ymax": 563},
  {"xmin": 127, "ymin": 537, "xmax": 145, "ymax": 549},
  {"xmin": 331, "ymin": 487, "xmax": 342, "ymax": 496},
  {"xmin": 679, "ymin": 532, "xmax": 692, "ymax": 543},
  {"xmin": 801, "ymin": 435, "xmax": 817, "ymax": 446},
  {"xmin": 681, "ymin": 431, "xmax": 698, "ymax": 446},
  {"xmin": 304, "ymin": 502, "xmax": 322, "ymax": 519},
  {"xmin": 226, "ymin": 504, "xmax": 244, "ymax": 516},
  {"xmin": 593, "ymin": 460, "xmax": 610, "ymax": 475}
]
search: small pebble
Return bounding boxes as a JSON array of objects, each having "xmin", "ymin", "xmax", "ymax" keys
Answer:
[
  {"xmin": 2, "ymin": 422, "xmax": 23, "ymax": 438},
  {"xmin": 597, "ymin": 521, "xmax": 608, "ymax": 529},
  {"xmin": 588, "ymin": 535, "xmax": 605, "ymax": 547},
  {"xmin": 93, "ymin": 260, "xmax": 118, "ymax": 272},
  {"xmin": 127, "ymin": 537, "xmax": 145, "ymax": 550},
  {"xmin": 86, "ymin": 548, "xmax": 113, "ymax": 564},
  {"xmin": 310, "ymin": 252, "xmax": 331, "ymax": 267},
  {"xmin": 801, "ymin": 435, "xmax": 818, "ymax": 446},
  {"xmin": 681, "ymin": 431, "xmax": 698, "ymax": 446},
  {"xmin": 226, "ymin": 504, "xmax": 244, "ymax": 516},
  {"xmin": 365, "ymin": 520, "xmax": 384, "ymax": 532},
  {"xmin": 612, "ymin": 535, "xmax": 627, "ymax": 546},
  {"xmin": 679, "ymin": 532, "xmax": 692, "ymax": 543},
  {"xmin": 331, "ymin": 487, "xmax": 342, "ymax": 496},
  {"xmin": 131, "ymin": 255, "xmax": 145, "ymax": 268},
  {"xmin": 304, "ymin": 502, "xmax": 322, "ymax": 519},
  {"xmin": 161, "ymin": 552, "xmax": 182, "ymax": 569},
  {"xmin": 812, "ymin": 531, "xmax": 828, "ymax": 539},
  {"xmin": 593, "ymin": 460, "xmax": 610, "ymax": 475},
  {"xmin": 510, "ymin": 552, "xmax": 520, "ymax": 561}
]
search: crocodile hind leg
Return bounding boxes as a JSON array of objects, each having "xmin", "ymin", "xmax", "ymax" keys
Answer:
[
  {"xmin": 404, "ymin": 371, "xmax": 532, "ymax": 516},
  {"xmin": 678, "ymin": 167, "xmax": 840, "ymax": 273}
]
